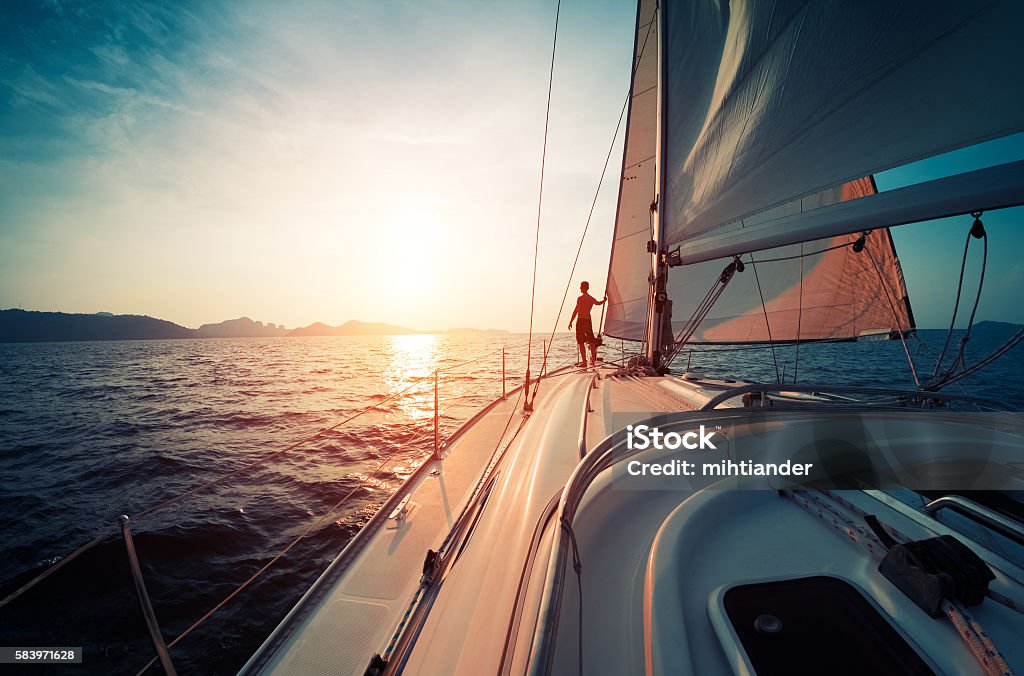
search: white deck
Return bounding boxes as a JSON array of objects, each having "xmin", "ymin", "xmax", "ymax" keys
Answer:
[
  {"xmin": 242, "ymin": 370, "xmax": 593, "ymax": 675},
  {"xmin": 244, "ymin": 371, "xmax": 1024, "ymax": 675}
]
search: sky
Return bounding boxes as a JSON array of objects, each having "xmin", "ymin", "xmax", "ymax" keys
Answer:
[{"xmin": 1, "ymin": 0, "xmax": 1021, "ymax": 332}]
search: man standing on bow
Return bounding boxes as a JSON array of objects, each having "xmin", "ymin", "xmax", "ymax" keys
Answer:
[{"xmin": 568, "ymin": 281, "xmax": 606, "ymax": 368}]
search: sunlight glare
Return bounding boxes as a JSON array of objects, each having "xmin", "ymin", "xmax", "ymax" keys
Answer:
[{"xmin": 383, "ymin": 333, "xmax": 442, "ymax": 420}]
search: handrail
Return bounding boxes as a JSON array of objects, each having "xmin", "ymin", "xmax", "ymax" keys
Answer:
[
  {"xmin": 698, "ymin": 382, "xmax": 1012, "ymax": 412},
  {"xmin": 528, "ymin": 429, "xmax": 622, "ymax": 675},
  {"xmin": 499, "ymin": 491, "xmax": 563, "ymax": 676},
  {"xmin": 924, "ymin": 496, "xmax": 1024, "ymax": 547}
]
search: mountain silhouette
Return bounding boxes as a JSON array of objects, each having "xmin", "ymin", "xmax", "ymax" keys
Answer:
[{"xmin": 0, "ymin": 310, "xmax": 502, "ymax": 342}]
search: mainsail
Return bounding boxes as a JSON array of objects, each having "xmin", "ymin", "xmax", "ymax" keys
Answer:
[
  {"xmin": 662, "ymin": 0, "xmax": 1024, "ymax": 260},
  {"xmin": 606, "ymin": 0, "xmax": 1022, "ymax": 345}
]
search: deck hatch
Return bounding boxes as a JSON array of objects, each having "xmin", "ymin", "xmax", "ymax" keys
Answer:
[{"xmin": 722, "ymin": 576, "xmax": 933, "ymax": 675}]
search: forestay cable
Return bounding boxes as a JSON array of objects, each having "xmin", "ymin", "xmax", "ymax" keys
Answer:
[
  {"xmin": 524, "ymin": 0, "xmax": 562, "ymax": 410},
  {"xmin": 532, "ymin": 5, "xmax": 658, "ymax": 403}
]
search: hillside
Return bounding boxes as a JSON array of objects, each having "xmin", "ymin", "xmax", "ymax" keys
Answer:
[
  {"xmin": 289, "ymin": 320, "xmax": 420, "ymax": 336},
  {"xmin": 0, "ymin": 309, "xmax": 505, "ymax": 342},
  {"xmin": 0, "ymin": 309, "xmax": 195, "ymax": 342},
  {"xmin": 197, "ymin": 317, "xmax": 288, "ymax": 338}
]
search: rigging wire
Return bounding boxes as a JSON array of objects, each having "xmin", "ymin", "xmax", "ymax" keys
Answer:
[
  {"xmin": 530, "ymin": 2, "xmax": 658, "ymax": 404},
  {"xmin": 749, "ymin": 239, "xmax": 854, "ymax": 264},
  {"xmin": 863, "ymin": 240, "xmax": 920, "ymax": 387},
  {"xmin": 663, "ymin": 258, "xmax": 741, "ymax": 366},
  {"xmin": 929, "ymin": 215, "xmax": 988, "ymax": 389},
  {"xmin": 932, "ymin": 224, "xmax": 978, "ymax": 377},
  {"xmin": 747, "ymin": 254, "xmax": 782, "ymax": 383},
  {"xmin": 794, "ymin": 242, "xmax": 804, "ymax": 383},
  {"xmin": 922, "ymin": 215, "xmax": 1024, "ymax": 392},
  {"xmin": 929, "ymin": 328, "xmax": 1024, "ymax": 391},
  {"xmin": 524, "ymin": 0, "xmax": 562, "ymax": 410}
]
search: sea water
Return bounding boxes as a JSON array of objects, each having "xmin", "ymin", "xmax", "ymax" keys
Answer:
[{"xmin": 1, "ymin": 327, "xmax": 1021, "ymax": 673}]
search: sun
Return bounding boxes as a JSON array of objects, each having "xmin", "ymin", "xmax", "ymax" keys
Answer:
[{"xmin": 377, "ymin": 199, "xmax": 447, "ymax": 310}]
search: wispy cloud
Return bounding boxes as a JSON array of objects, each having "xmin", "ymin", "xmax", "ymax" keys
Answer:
[{"xmin": 0, "ymin": 0, "xmax": 637, "ymax": 329}]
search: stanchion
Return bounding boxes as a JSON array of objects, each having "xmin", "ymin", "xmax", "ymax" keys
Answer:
[
  {"xmin": 433, "ymin": 370, "xmax": 440, "ymax": 460},
  {"xmin": 501, "ymin": 348, "xmax": 506, "ymax": 399}
]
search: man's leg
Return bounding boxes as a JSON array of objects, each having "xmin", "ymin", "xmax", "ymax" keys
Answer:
[
  {"xmin": 577, "ymin": 340, "xmax": 587, "ymax": 367},
  {"xmin": 582, "ymin": 325, "xmax": 597, "ymax": 366}
]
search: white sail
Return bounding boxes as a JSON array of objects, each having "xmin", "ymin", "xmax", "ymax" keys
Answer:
[
  {"xmin": 604, "ymin": 0, "xmax": 659, "ymax": 342},
  {"xmin": 605, "ymin": 3, "xmax": 918, "ymax": 344},
  {"xmin": 679, "ymin": 213, "xmax": 915, "ymax": 344},
  {"xmin": 609, "ymin": 172, "xmax": 916, "ymax": 343},
  {"xmin": 661, "ymin": 0, "xmax": 1024, "ymax": 256},
  {"xmin": 672, "ymin": 178, "xmax": 915, "ymax": 343}
]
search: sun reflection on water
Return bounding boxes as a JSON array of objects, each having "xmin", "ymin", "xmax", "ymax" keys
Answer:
[{"xmin": 382, "ymin": 333, "xmax": 442, "ymax": 420}]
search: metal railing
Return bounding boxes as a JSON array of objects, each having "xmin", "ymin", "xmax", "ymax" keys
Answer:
[
  {"xmin": 698, "ymin": 382, "xmax": 1013, "ymax": 412},
  {"xmin": 924, "ymin": 496, "xmax": 1024, "ymax": 547}
]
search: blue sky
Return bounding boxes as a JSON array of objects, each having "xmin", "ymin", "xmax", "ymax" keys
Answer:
[{"xmin": 1, "ymin": 0, "xmax": 1021, "ymax": 331}]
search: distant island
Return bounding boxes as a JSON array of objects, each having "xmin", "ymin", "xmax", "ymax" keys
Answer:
[{"xmin": 0, "ymin": 309, "xmax": 510, "ymax": 343}]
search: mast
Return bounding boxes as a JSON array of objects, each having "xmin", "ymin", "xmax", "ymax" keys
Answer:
[{"xmin": 645, "ymin": 0, "xmax": 670, "ymax": 372}]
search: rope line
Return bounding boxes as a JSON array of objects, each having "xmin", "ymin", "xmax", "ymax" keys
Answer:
[
  {"xmin": 664, "ymin": 259, "xmax": 740, "ymax": 365},
  {"xmin": 0, "ymin": 532, "xmax": 107, "ymax": 610},
  {"xmin": 932, "ymin": 226, "xmax": 978, "ymax": 378},
  {"xmin": 749, "ymin": 239, "xmax": 853, "ymax": 264},
  {"xmin": 794, "ymin": 242, "xmax": 804, "ymax": 383},
  {"xmin": 560, "ymin": 516, "xmax": 584, "ymax": 676},
  {"xmin": 782, "ymin": 490, "xmax": 1017, "ymax": 675},
  {"xmin": 927, "ymin": 221, "xmax": 998, "ymax": 391},
  {"xmin": 134, "ymin": 432, "xmax": 427, "ymax": 675},
  {"xmin": 524, "ymin": 0, "xmax": 562, "ymax": 407}
]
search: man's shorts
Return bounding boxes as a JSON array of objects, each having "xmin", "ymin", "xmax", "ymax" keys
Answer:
[{"xmin": 576, "ymin": 320, "xmax": 596, "ymax": 346}]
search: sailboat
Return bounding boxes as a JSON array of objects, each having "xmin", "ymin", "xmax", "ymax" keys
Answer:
[{"xmin": 242, "ymin": 1, "xmax": 1024, "ymax": 674}]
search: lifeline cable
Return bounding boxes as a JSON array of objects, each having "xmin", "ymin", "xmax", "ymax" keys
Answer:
[
  {"xmin": 523, "ymin": 0, "xmax": 562, "ymax": 410},
  {"xmin": 0, "ymin": 348, "xmax": 503, "ymax": 610},
  {"xmin": 135, "ymin": 420, "xmax": 442, "ymax": 674}
]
